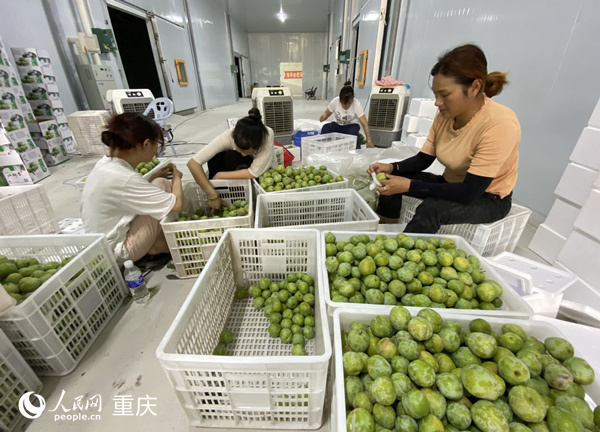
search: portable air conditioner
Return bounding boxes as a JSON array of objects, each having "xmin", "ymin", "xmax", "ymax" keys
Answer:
[
  {"xmin": 251, "ymin": 87, "xmax": 294, "ymax": 145},
  {"xmin": 367, "ymin": 85, "xmax": 410, "ymax": 148},
  {"xmin": 106, "ymin": 89, "xmax": 155, "ymax": 115}
]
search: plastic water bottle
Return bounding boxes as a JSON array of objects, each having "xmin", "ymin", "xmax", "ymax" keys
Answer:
[{"xmin": 123, "ymin": 260, "xmax": 150, "ymax": 304}]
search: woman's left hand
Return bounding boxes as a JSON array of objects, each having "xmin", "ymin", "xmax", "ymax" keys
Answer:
[
  {"xmin": 366, "ymin": 141, "xmax": 375, "ymax": 148},
  {"xmin": 149, "ymin": 166, "xmax": 173, "ymax": 182},
  {"xmin": 376, "ymin": 175, "xmax": 411, "ymax": 195}
]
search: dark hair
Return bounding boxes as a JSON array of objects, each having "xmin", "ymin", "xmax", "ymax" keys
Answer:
[
  {"xmin": 339, "ymin": 81, "xmax": 354, "ymax": 105},
  {"xmin": 232, "ymin": 108, "xmax": 269, "ymax": 151},
  {"xmin": 101, "ymin": 112, "xmax": 163, "ymax": 156},
  {"xmin": 430, "ymin": 44, "xmax": 508, "ymax": 97}
]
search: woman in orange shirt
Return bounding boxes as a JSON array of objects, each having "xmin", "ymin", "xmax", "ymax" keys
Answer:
[{"xmin": 368, "ymin": 44, "xmax": 520, "ymax": 233}]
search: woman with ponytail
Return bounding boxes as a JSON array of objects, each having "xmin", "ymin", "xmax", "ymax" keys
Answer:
[
  {"xmin": 320, "ymin": 81, "xmax": 373, "ymax": 149},
  {"xmin": 368, "ymin": 44, "xmax": 521, "ymax": 233},
  {"xmin": 81, "ymin": 113, "xmax": 184, "ymax": 264},
  {"xmin": 187, "ymin": 107, "xmax": 275, "ymax": 210}
]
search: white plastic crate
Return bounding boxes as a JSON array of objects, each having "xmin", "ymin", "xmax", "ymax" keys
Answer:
[
  {"xmin": 255, "ymin": 189, "xmax": 379, "ymax": 231},
  {"xmin": 301, "ymin": 132, "xmax": 355, "ymax": 162},
  {"xmin": 66, "ymin": 110, "xmax": 109, "ymax": 156},
  {"xmin": 156, "ymin": 228, "xmax": 331, "ymax": 430},
  {"xmin": 0, "ymin": 234, "xmax": 128, "ymax": 376},
  {"xmin": 332, "ymin": 309, "xmax": 600, "ymax": 429},
  {"xmin": 0, "ymin": 328, "xmax": 42, "ymax": 431},
  {"xmin": 0, "ymin": 185, "xmax": 59, "ymax": 236},
  {"xmin": 58, "ymin": 218, "xmax": 85, "ymax": 235},
  {"xmin": 253, "ymin": 169, "xmax": 348, "ymax": 195},
  {"xmin": 160, "ymin": 180, "xmax": 253, "ymax": 278},
  {"xmin": 399, "ymin": 196, "xmax": 532, "ymax": 256},
  {"xmin": 320, "ymin": 231, "xmax": 533, "ymax": 322},
  {"xmin": 141, "ymin": 157, "xmax": 171, "ymax": 181}
]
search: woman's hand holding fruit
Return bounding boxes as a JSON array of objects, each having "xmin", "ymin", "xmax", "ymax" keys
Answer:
[
  {"xmin": 377, "ymin": 175, "xmax": 411, "ymax": 195},
  {"xmin": 367, "ymin": 162, "xmax": 393, "ymax": 175}
]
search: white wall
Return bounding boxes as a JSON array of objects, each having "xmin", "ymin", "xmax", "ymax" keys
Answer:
[
  {"xmin": 230, "ymin": 16, "xmax": 251, "ymax": 96},
  {"xmin": 248, "ymin": 33, "xmax": 327, "ymax": 97},
  {"xmin": 392, "ymin": 0, "xmax": 600, "ymax": 223},
  {"xmin": 187, "ymin": 0, "xmax": 237, "ymax": 108}
]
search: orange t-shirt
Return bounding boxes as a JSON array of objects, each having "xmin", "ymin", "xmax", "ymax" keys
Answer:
[{"xmin": 420, "ymin": 97, "xmax": 520, "ymax": 198}]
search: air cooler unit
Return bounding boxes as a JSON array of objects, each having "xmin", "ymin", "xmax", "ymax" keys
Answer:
[
  {"xmin": 251, "ymin": 87, "xmax": 294, "ymax": 145},
  {"xmin": 367, "ymin": 85, "xmax": 410, "ymax": 148},
  {"xmin": 106, "ymin": 89, "xmax": 155, "ymax": 116}
]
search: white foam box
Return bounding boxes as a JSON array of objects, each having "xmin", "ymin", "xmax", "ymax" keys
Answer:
[
  {"xmin": 554, "ymin": 162, "xmax": 598, "ymax": 206},
  {"xmin": 544, "ymin": 197, "xmax": 580, "ymax": 238},
  {"xmin": 27, "ymin": 118, "xmax": 60, "ymax": 140},
  {"xmin": 557, "ymin": 229, "xmax": 600, "ymax": 287},
  {"xmin": 589, "ymin": 96, "xmax": 600, "ymax": 128},
  {"xmin": 10, "ymin": 47, "xmax": 40, "ymax": 66},
  {"xmin": 408, "ymin": 97, "xmax": 437, "ymax": 117},
  {"xmin": 417, "ymin": 116, "xmax": 434, "ymax": 135},
  {"xmin": 402, "ymin": 113, "xmax": 419, "ymax": 133},
  {"xmin": 1, "ymin": 164, "xmax": 33, "ymax": 185},
  {"xmin": 575, "ymin": 189, "xmax": 600, "ymax": 242},
  {"xmin": 405, "ymin": 133, "xmax": 427, "ymax": 148},
  {"xmin": 401, "ymin": 129, "xmax": 409, "ymax": 142},
  {"xmin": 20, "ymin": 147, "xmax": 51, "ymax": 182},
  {"xmin": 529, "ymin": 223, "xmax": 567, "ymax": 264},
  {"xmin": 570, "ymin": 126, "xmax": 600, "ymax": 170},
  {"xmin": 16, "ymin": 64, "xmax": 43, "ymax": 84},
  {"xmin": 559, "ymin": 277, "xmax": 600, "ymax": 328}
]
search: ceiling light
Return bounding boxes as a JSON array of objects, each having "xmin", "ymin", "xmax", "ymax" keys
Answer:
[{"xmin": 277, "ymin": 4, "xmax": 287, "ymax": 22}]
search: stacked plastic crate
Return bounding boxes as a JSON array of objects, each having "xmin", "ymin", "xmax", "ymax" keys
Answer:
[
  {"xmin": 11, "ymin": 47, "xmax": 74, "ymax": 165},
  {"xmin": 530, "ymin": 96, "xmax": 600, "ymax": 325},
  {"xmin": 400, "ymin": 98, "xmax": 437, "ymax": 147},
  {"xmin": 0, "ymin": 36, "xmax": 51, "ymax": 185}
]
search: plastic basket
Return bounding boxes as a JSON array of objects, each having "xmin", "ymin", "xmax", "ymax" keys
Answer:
[
  {"xmin": 255, "ymin": 189, "xmax": 379, "ymax": 231},
  {"xmin": 0, "ymin": 234, "xmax": 128, "ymax": 376},
  {"xmin": 253, "ymin": 169, "xmax": 348, "ymax": 195},
  {"xmin": 0, "ymin": 328, "xmax": 42, "ymax": 431},
  {"xmin": 399, "ymin": 196, "xmax": 532, "ymax": 256},
  {"xmin": 160, "ymin": 180, "xmax": 253, "ymax": 278},
  {"xmin": 0, "ymin": 185, "xmax": 59, "ymax": 236},
  {"xmin": 301, "ymin": 132, "xmax": 355, "ymax": 162},
  {"xmin": 320, "ymin": 231, "xmax": 533, "ymax": 322},
  {"xmin": 66, "ymin": 110, "xmax": 109, "ymax": 156},
  {"xmin": 156, "ymin": 228, "xmax": 331, "ymax": 430},
  {"xmin": 332, "ymin": 309, "xmax": 600, "ymax": 429}
]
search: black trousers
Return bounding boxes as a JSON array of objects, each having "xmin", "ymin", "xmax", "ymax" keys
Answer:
[
  {"xmin": 207, "ymin": 150, "xmax": 253, "ymax": 179},
  {"xmin": 376, "ymin": 172, "xmax": 512, "ymax": 234}
]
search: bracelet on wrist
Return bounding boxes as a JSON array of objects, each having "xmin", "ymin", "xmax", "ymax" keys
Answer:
[{"xmin": 208, "ymin": 195, "xmax": 220, "ymax": 201}]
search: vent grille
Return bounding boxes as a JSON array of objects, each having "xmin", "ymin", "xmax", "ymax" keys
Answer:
[
  {"xmin": 368, "ymin": 97, "xmax": 398, "ymax": 130},
  {"xmin": 121, "ymin": 102, "xmax": 152, "ymax": 116},
  {"xmin": 263, "ymin": 100, "xmax": 293, "ymax": 134}
]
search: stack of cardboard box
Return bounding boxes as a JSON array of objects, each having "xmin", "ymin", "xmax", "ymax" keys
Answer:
[{"xmin": 10, "ymin": 46, "xmax": 76, "ymax": 166}]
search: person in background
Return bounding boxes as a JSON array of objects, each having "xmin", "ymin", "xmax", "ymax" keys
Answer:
[
  {"xmin": 187, "ymin": 107, "xmax": 275, "ymax": 211},
  {"xmin": 81, "ymin": 113, "xmax": 184, "ymax": 265},
  {"xmin": 368, "ymin": 44, "xmax": 520, "ymax": 233},
  {"xmin": 320, "ymin": 81, "xmax": 374, "ymax": 149}
]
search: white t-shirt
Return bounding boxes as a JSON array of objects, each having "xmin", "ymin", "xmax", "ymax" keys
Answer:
[
  {"xmin": 192, "ymin": 126, "xmax": 276, "ymax": 178},
  {"xmin": 327, "ymin": 97, "xmax": 365, "ymax": 125},
  {"xmin": 80, "ymin": 156, "xmax": 176, "ymax": 263}
]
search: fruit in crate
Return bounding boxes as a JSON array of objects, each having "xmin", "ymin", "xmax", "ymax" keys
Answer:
[
  {"xmin": 324, "ymin": 232, "xmax": 507, "ymax": 311},
  {"xmin": 257, "ymin": 165, "xmax": 344, "ymax": 192},
  {"xmin": 342, "ymin": 306, "xmax": 598, "ymax": 432},
  {"xmin": 1, "ymin": 254, "xmax": 77, "ymax": 304},
  {"xmin": 176, "ymin": 200, "xmax": 250, "ymax": 222}
]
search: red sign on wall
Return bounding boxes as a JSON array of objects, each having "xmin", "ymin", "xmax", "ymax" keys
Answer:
[{"xmin": 283, "ymin": 71, "xmax": 303, "ymax": 79}]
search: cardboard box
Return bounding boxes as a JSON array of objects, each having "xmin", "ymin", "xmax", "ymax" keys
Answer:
[
  {"xmin": 16, "ymin": 65, "xmax": 44, "ymax": 84},
  {"xmin": 20, "ymin": 104, "xmax": 35, "ymax": 122},
  {"xmin": 28, "ymin": 100, "xmax": 53, "ymax": 120},
  {"xmin": 62, "ymin": 131, "xmax": 79, "ymax": 154},
  {"xmin": 0, "ymin": 45, "xmax": 10, "ymax": 67},
  {"xmin": 5, "ymin": 128, "xmax": 36, "ymax": 153},
  {"xmin": 0, "ymin": 130, "xmax": 17, "ymax": 155},
  {"xmin": 43, "ymin": 74, "xmax": 56, "ymax": 85},
  {"xmin": 0, "ymin": 164, "xmax": 33, "ymax": 185},
  {"xmin": 27, "ymin": 119, "xmax": 60, "ymax": 140},
  {"xmin": 0, "ymin": 65, "xmax": 10, "ymax": 87},
  {"xmin": 11, "ymin": 85, "xmax": 28, "ymax": 106},
  {"xmin": 20, "ymin": 146, "xmax": 50, "ymax": 182},
  {"xmin": 22, "ymin": 82, "xmax": 48, "ymax": 101},
  {"xmin": 35, "ymin": 136, "xmax": 69, "ymax": 166},
  {"xmin": 10, "ymin": 47, "xmax": 39, "ymax": 67},
  {"xmin": 0, "ymin": 109, "xmax": 26, "ymax": 131},
  {"xmin": 0, "ymin": 87, "xmax": 19, "ymax": 110},
  {"xmin": 46, "ymin": 83, "xmax": 59, "ymax": 100},
  {"xmin": 55, "ymin": 114, "xmax": 69, "ymax": 131},
  {"xmin": 37, "ymin": 50, "xmax": 54, "ymax": 75}
]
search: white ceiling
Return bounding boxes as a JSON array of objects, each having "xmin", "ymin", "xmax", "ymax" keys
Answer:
[{"xmin": 226, "ymin": 0, "xmax": 330, "ymax": 33}]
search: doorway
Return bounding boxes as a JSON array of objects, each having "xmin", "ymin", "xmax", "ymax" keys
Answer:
[
  {"xmin": 351, "ymin": 23, "xmax": 360, "ymax": 86},
  {"xmin": 108, "ymin": 6, "xmax": 163, "ymax": 97},
  {"xmin": 234, "ymin": 55, "xmax": 243, "ymax": 98}
]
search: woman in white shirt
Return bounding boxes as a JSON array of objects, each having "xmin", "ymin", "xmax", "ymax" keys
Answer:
[
  {"xmin": 319, "ymin": 81, "xmax": 374, "ymax": 149},
  {"xmin": 187, "ymin": 108, "xmax": 275, "ymax": 210},
  {"xmin": 81, "ymin": 113, "xmax": 184, "ymax": 265}
]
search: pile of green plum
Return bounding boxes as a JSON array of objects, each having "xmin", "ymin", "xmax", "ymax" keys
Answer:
[
  {"xmin": 248, "ymin": 273, "xmax": 318, "ymax": 356},
  {"xmin": 343, "ymin": 306, "xmax": 598, "ymax": 432},
  {"xmin": 176, "ymin": 200, "xmax": 249, "ymax": 222},
  {"xmin": 324, "ymin": 232, "xmax": 505, "ymax": 311},
  {"xmin": 257, "ymin": 164, "xmax": 344, "ymax": 192}
]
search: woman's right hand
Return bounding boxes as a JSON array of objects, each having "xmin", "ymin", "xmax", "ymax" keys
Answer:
[
  {"xmin": 208, "ymin": 197, "xmax": 224, "ymax": 212},
  {"xmin": 367, "ymin": 162, "xmax": 393, "ymax": 175},
  {"xmin": 171, "ymin": 165, "xmax": 183, "ymax": 180}
]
